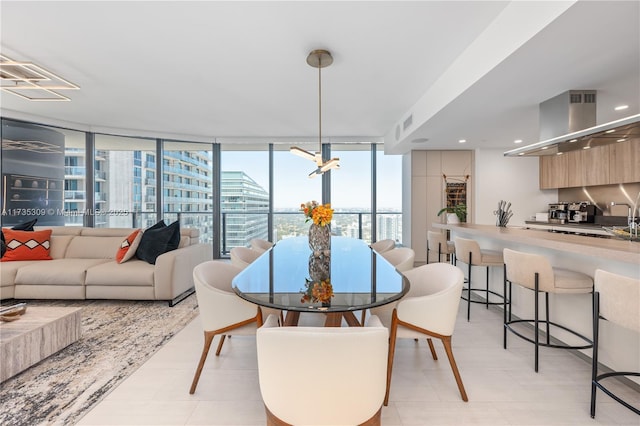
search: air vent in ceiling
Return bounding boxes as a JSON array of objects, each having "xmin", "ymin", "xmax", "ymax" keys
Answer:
[{"xmin": 403, "ymin": 114, "xmax": 413, "ymax": 131}]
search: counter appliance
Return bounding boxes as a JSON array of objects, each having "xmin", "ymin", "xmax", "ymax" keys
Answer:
[
  {"xmin": 568, "ymin": 202, "xmax": 600, "ymax": 223},
  {"xmin": 548, "ymin": 203, "xmax": 568, "ymax": 224}
]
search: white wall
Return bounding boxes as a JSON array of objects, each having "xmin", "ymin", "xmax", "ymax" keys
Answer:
[{"xmin": 473, "ymin": 149, "xmax": 557, "ymax": 226}]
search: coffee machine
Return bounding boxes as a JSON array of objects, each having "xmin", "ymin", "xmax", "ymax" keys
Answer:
[
  {"xmin": 548, "ymin": 203, "xmax": 568, "ymax": 223},
  {"xmin": 568, "ymin": 201, "xmax": 600, "ymax": 223}
]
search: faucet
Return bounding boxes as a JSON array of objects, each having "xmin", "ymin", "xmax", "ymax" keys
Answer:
[{"xmin": 611, "ymin": 201, "xmax": 638, "ymax": 239}]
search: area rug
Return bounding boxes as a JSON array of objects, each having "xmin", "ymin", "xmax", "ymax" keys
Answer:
[{"xmin": 0, "ymin": 295, "xmax": 199, "ymax": 425}]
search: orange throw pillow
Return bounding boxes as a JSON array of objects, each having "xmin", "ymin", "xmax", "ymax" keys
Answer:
[
  {"xmin": 116, "ymin": 229, "xmax": 142, "ymax": 264},
  {"xmin": 1, "ymin": 229, "xmax": 52, "ymax": 261}
]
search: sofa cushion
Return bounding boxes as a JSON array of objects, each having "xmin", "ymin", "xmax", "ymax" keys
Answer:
[
  {"xmin": 1, "ymin": 229, "xmax": 52, "ymax": 262},
  {"xmin": 65, "ymin": 236, "xmax": 125, "ymax": 259},
  {"xmin": 85, "ymin": 259, "xmax": 154, "ymax": 287},
  {"xmin": 136, "ymin": 221, "xmax": 180, "ymax": 264},
  {"xmin": 49, "ymin": 235, "xmax": 75, "ymax": 259},
  {"xmin": 15, "ymin": 258, "xmax": 111, "ymax": 285},
  {"xmin": 116, "ymin": 229, "xmax": 142, "ymax": 263},
  {"xmin": 0, "ymin": 260, "xmax": 40, "ymax": 288}
]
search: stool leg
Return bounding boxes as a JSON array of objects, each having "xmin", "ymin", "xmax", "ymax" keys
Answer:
[
  {"xmin": 438, "ymin": 243, "xmax": 443, "ymax": 263},
  {"xmin": 426, "ymin": 241, "xmax": 430, "ymax": 264},
  {"xmin": 485, "ymin": 266, "xmax": 490, "ymax": 309},
  {"xmin": 534, "ymin": 272, "xmax": 539, "ymax": 373},
  {"xmin": 503, "ymin": 265, "xmax": 508, "ymax": 349},
  {"xmin": 590, "ymin": 292, "xmax": 600, "ymax": 418},
  {"xmin": 467, "ymin": 252, "xmax": 472, "ymax": 321},
  {"xmin": 545, "ymin": 292, "xmax": 550, "ymax": 345}
]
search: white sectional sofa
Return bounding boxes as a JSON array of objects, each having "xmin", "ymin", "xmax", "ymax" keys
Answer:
[{"xmin": 0, "ymin": 226, "xmax": 212, "ymax": 306}]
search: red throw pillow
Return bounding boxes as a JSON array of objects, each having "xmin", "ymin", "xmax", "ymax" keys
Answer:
[
  {"xmin": 116, "ymin": 229, "xmax": 142, "ymax": 264},
  {"xmin": 1, "ymin": 229, "xmax": 52, "ymax": 261}
]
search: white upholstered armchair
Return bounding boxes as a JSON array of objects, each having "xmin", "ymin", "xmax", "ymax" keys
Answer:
[
  {"xmin": 383, "ymin": 262, "xmax": 468, "ymax": 405},
  {"xmin": 256, "ymin": 314, "xmax": 389, "ymax": 425},
  {"xmin": 189, "ymin": 260, "xmax": 263, "ymax": 394}
]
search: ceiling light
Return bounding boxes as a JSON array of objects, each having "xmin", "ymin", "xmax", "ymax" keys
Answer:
[
  {"xmin": 0, "ymin": 54, "xmax": 79, "ymax": 101},
  {"xmin": 290, "ymin": 49, "xmax": 339, "ymax": 178},
  {"xmin": 458, "ymin": 139, "xmax": 466, "ymax": 143},
  {"xmin": 583, "ymin": 146, "xmax": 591, "ymax": 150},
  {"xmin": 614, "ymin": 105, "xmax": 629, "ymax": 111},
  {"xmin": 541, "ymin": 146, "xmax": 548, "ymax": 150},
  {"xmin": 514, "ymin": 139, "xmax": 523, "ymax": 144},
  {"xmin": 518, "ymin": 153, "xmax": 525, "ymax": 156},
  {"xmin": 617, "ymin": 138, "xmax": 626, "ymax": 142},
  {"xmin": 605, "ymin": 129, "xmax": 616, "ymax": 134},
  {"xmin": 556, "ymin": 152, "xmax": 564, "ymax": 155},
  {"xmin": 569, "ymin": 139, "xmax": 578, "ymax": 143}
]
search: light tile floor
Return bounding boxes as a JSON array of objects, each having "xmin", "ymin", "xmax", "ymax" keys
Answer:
[{"xmin": 78, "ymin": 303, "xmax": 639, "ymax": 425}]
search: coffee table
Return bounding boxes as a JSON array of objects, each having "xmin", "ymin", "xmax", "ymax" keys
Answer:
[{"xmin": 0, "ymin": 306, "xmax": 82, "ymax": 382}]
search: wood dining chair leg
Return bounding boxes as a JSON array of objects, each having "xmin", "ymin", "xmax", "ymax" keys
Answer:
[
  {"xmin": 441, "ymin": 335, "xmax": 468, "ymax": 401},
  {"xmin": 189, "ymin": 331, "xmax": 215, "ymax": 394},
  {"xmin": 215, "ymin": 334, "xmax": 226, "ymax": 356},
  {"xmin": 384, "ymin": 311, "xmax": 399, "ymax": 406},
  {"xmin": 427, "ymin": 338, "xmax": 438, "ymax": 360}
]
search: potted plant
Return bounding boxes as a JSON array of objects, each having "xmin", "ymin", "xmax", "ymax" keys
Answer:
[{"xmin": 437, "ymin": 203, "xmax": 467, "ymax": 223}]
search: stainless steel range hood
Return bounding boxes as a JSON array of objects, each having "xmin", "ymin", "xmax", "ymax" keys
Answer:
[{"xmin": 504, "ymin": 89, "xmax": 640, "ymax": 156}]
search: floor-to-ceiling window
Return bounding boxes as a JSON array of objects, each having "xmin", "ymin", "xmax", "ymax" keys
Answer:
[
  {"xmin": 330, "ymin": 143, "xmax": 373, "ymax": 241},
  {"xmin": 220, "ymin": 144, "xmax": 269, "ymax": 253},
  {"xmin": 1, "ymin": 119, "xmax": 85, "ymax": 227},
  {"xmin": 94, "ymin": 134, "xmax": 157, "ymax": 228},
  {"xmin": 162, "ymin": 140, "xmax": 214, "ymax": 244},
  {"xmin": 273, "ymin": 143, "xmax": 322, "ymax": 241},
  {"xmin": 376, "ymin": 146, "xmax": 402, "ymax": 243}
]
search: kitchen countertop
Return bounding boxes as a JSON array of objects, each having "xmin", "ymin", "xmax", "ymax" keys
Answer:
[{"xmin": 433, "ymin": 223, "xmax": 639, "ymax": 264}]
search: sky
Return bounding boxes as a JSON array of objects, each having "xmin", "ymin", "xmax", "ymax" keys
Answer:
[{"xmin": 221, "ymin": 149, "xmax": 402, "ymax": 210}]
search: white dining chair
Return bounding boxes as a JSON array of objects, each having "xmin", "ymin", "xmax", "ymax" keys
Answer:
[
  {"xmin": 249, "ymin": 238, "xmax": 273, "ymax": 253},
  {"xmin": 370, "ymin": 239, "xmax": 395, "ymax": 253},
  {"xmin": 189, "ymin": 260, "xmax": 264, "ymax": 394},
  {"xmin": 230, "ymin": 246, "xmax": 262, "ymax": 269},
  {"xmin": 362, "ymin": 246, "xmax": 415, "ymax": 324},
  {"xmin": 427, "ymin": 230, "xmax": 455, "ymax": 264},
  {"xmin": 382, "ymin": 262, "xmax": 468, "ymax": 405},
  {"xmin": 256, "ymin": 314, "xmax": 388, "ymax": 425}
]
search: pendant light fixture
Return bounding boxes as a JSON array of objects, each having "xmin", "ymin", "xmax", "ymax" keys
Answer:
[{"xmin": 290, "ymin": 49, "xmax": 340, "ymax": 178}]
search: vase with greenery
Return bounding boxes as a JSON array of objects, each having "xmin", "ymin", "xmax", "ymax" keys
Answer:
[{"xmin": 437, "ymin": 203, "xmax": 467, "ymax": 223}]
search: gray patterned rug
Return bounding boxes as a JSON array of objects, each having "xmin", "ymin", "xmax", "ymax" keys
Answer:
[{"xmin": 0, "ymin": 295, "xmax": 198, "ymax": 425}]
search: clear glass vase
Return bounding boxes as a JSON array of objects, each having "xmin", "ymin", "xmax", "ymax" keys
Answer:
[{"xmin": 308, "ymin": 223, "xmax": 331, "ymax": 254}]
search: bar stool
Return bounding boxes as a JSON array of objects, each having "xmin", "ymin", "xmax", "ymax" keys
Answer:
[
  {"xmin": 591, "ymin": 269, "xmax": 639, "ymax": 418},
  {"xmin": 427, "ymin": 230, "xmax": 455, "ymax": 264},
  {"xmin": 503, "ymin": 248, "xmax": 593, "ymax": 372},
  {"xmin": 453, "ymin": 237, "xmax": 505, "ymax": 321}
]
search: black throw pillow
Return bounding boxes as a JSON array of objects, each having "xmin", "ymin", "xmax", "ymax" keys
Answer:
[
  {"xmin": 135, "ymin": 220, "xmax": 181, "ymax": 264},
  {"xmin": 1, "ymin": 218, "xmax": 38, "ymax": 257}
]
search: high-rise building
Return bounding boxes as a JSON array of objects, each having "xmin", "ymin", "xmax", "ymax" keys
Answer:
[{"xmin": 221, "ymin": 171, "xmax": 269, "ymax": 251}]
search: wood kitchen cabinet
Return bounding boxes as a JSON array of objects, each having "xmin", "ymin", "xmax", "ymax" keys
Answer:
[
  {"xmin": 539, "ymin": 153, "xmax": 568, "ymax": 189},
  {"xmin": 567, "ymin": 145, "xmax": 610, "ymax": 187},
  {"xmin": 609, "ymin": 139, "xmax": 640, "ymax": 183}
]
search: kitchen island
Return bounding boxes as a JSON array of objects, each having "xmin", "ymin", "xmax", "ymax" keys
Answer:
[{"xmin": 434, "ymin": 223, "xmax": 639, "ymax": 380}]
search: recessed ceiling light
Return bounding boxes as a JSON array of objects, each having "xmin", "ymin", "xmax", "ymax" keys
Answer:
[
  {"xmin": 614, "ymin": 105, "xmax": 629, "ymax": 111},
  {"xmin": 541, "ymin": 146, "xmax": 548, "ymax": 150},
  {"xmin": 605, "ymin": 129, "xmax": 616, "ymax": 134},
  {"xmin": 617, "ymin": 138, "xmax": 626, "ymax": 142},
  {"xmin": 556, "ymin": 152, "xmax": 564, "ymax": 156},
  {"xmin": 458, "ymin": 139, "xmax": 466, "ymax": 144},
  {"xmin": 583, "ymin": 146, "xmax": 591, "ymax": 150},
  {"xmin": 514, "ymin": 139, "xmax": 523, "ymax": 144},
  {"xmin": 569, "ymin": 139, "xmax": 578, "ymax": 143},
  {"xmin": 411, "ymin": 138, "xmax": 429, "ymax": 143},
  {"xmin": 518, "ymin": 153, "xmax": 525, "ymax": 156}
]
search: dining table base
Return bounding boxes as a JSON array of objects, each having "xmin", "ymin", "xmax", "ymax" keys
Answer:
[{"xmin": 283, "ymin": 311, "xmax": 362, "ymax": 327}]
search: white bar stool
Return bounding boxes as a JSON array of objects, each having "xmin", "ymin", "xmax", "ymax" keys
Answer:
[
  {"xmin": 427, "ymin": 231, "xmax": 455, "ymax": 264},
  {"xmin": 591, "ymin": 269, "xmax": 639, "ymax": 418},
  {"xmin": 503, "ymin": 248, "xmax": 593, "ymax": 372},
  {"xmin": 454, "ymin": 237, "xmax": 505, "ymax": 321}
]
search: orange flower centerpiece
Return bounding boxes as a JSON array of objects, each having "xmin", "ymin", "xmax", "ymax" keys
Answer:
[{"xmin": 300, "ymin": 201, "xmax": 333, "ymax": 253}]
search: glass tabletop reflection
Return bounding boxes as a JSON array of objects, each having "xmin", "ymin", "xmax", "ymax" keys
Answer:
[{"xmin": 232, "ymin": 236, "xmax": 409, "ymax": 314}]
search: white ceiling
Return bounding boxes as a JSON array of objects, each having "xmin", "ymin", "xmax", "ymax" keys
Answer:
[{"xmin": 1, "ymin": 1, "xmax": 638, "ymax": 154}]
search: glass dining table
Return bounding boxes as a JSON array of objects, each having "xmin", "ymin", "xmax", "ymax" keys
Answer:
[{"xmin": 232, "ymin": 236, "xmax": 409, "ymax": 326}]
